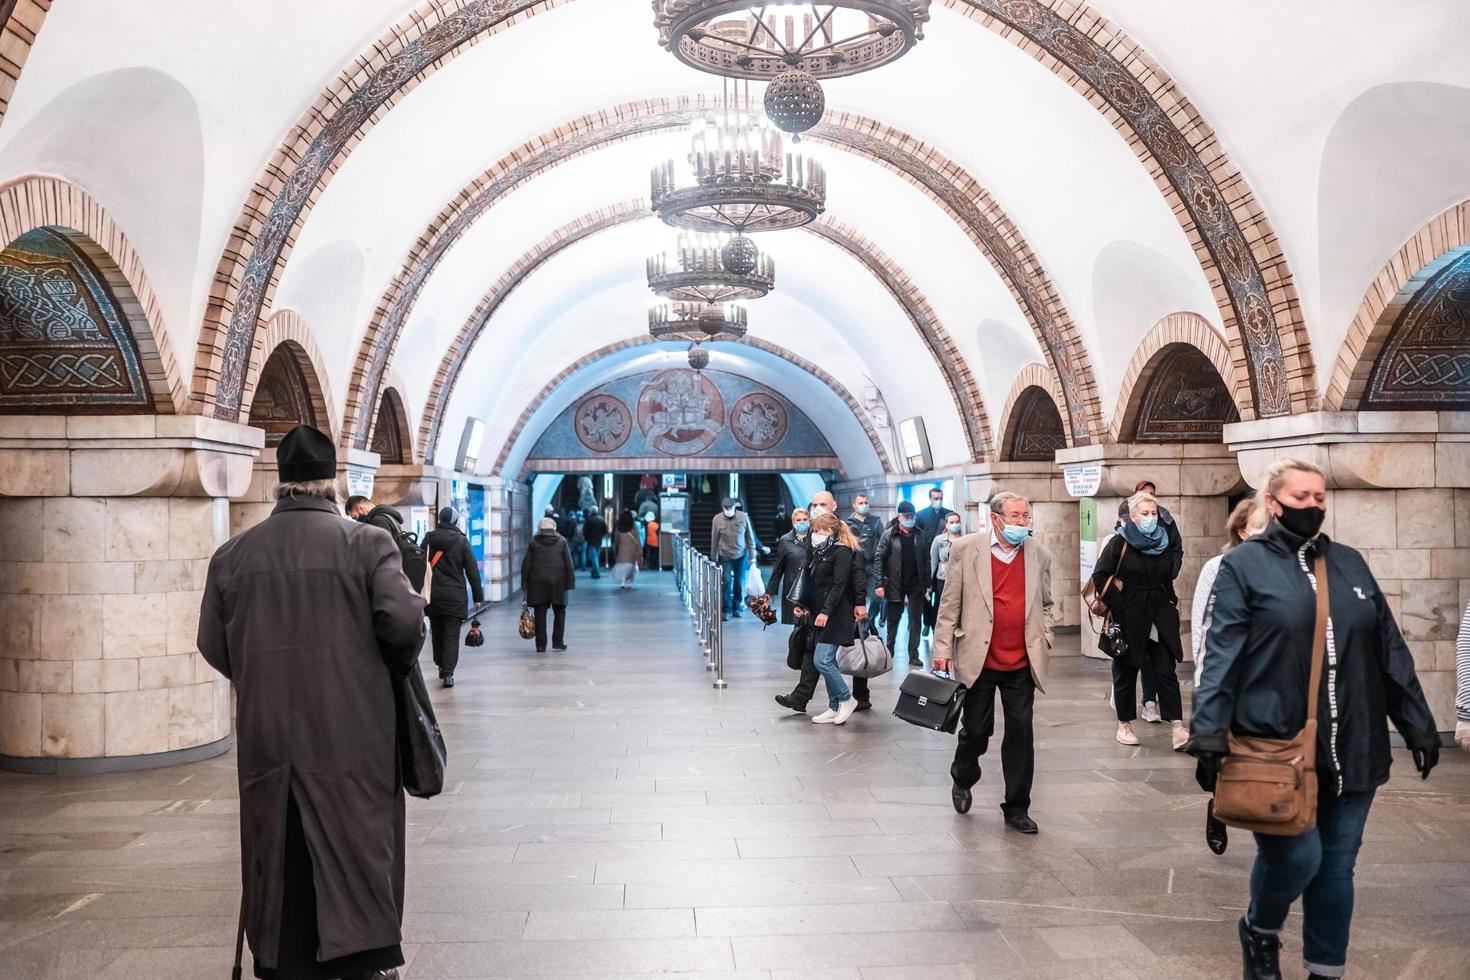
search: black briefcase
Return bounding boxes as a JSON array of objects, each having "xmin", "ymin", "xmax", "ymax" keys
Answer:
[{"xmin": 893, "ymin": 670, "xmax": 967, "ymax": 733}]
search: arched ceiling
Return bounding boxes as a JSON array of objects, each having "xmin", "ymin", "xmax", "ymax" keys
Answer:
[{"xmin": 2, "ymin": 0, "xmax": 1465, "ymax": 475}]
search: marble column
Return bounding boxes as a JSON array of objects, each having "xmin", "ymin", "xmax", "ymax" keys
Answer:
[
  {"xmin": 482, "ymin": 476, "xmax": 530, "ymax": 603},
  {"xmin": 0, "ymin": 415, "xmax": 261, "ymax": 772},
  {"xmin": 1226, "ymin": 411, "xmax": 1469, "ymax": 733}
]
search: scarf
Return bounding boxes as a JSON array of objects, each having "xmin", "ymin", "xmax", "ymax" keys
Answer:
[{"xmin": 1119, "ymin": 517, "xmax": 1169, "ymax": 556}]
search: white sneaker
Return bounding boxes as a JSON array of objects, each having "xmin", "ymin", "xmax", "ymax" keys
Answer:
[
  {"xmin": 1172, "ymin": 722, "xmax": 1190, "ymax": 752},
  {"xmin": 832, "ymin": 699, "xmax": 858, "ymax": 725},
  {"xmin": 1116, "ymin": 722, "xmax": 1140, "ymax": 746},
  {"xmin": 812, "ymin": 709, "xmax": 839, "ymax": 724},
  {"xmin": 1142, "ymin": 700, "xmax": 1162, "ymax": 723}
]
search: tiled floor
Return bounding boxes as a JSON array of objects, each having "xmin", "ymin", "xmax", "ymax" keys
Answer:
[{"xmin": 2, "ymin": 573, "xmax": 1469, "ymax": 979}]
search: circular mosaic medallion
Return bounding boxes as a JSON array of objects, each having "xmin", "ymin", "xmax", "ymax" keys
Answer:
[
  {"xmin": 636, "ymin": 369, "xmax": 725, "ymax": 456},
  {"xmin": 573, "ymin": 393, "xmax": 632, "ymax": 453},
  {"xmin": 729, "ymin": 392, "xmax": 788, "ymax": 452}
]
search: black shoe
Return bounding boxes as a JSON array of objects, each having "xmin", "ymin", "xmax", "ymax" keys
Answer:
[
  {"xmin": 1206, "ymin": 800, "xmax": 1229, "ymax": 855},
  {"xmin": 854, "ymin": 701, "xmax": 871, "ymax": 711},
  {"xmin": 536, "ymin": 646, "xmax": 547, "ymax": 653},
  {"xmin": 951, "ymin": 783, "xmax": 972, "ymax": 814},
  {"xmin": 774, "ymin": 694, "xmax": 806, "ymax": 713},
  {"xmin": 1004, "ymin": 814, "xmax": 1039, "ymax": 834},
  {"xmin": 1238, "ymin": 917, "xmax": 1282, "ymax": 980},
  {"xmin": 553, "ymin": 644, "xmax": 568, "ymax": 651},
  {"xmin": 908, "ymin": 658, "xmax": 923, "ymax": 667},
  {"xmin": 442, "ymin": 674, "xmax": 455, "ymax": 688}
]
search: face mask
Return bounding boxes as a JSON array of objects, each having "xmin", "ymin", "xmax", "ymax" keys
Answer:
[
  {"xmin": 1000, "ymin": 522, "xmax": 1030, "ymax": 546},
  {"xmin": 900, "ymin": 516, "xmax": 916, "ymax": 530},
  {"xmin": 353, "ymin": 513, "xmax": 369, "ymax": 523},
  {"xmin": 722, "ymin": 507, "xmax": 735, "ymax": 518},
  {"xmin": 1137, "ymin": 515, "xmax": 1158, "ymax": 534},
  {"xmin": 811, "ymin": 532, "xmax": 831, "ymax": 547},
  {"xmin": 793, "ymin": 521, "xmax": 810, "ymax": 533},
  {"xmin": 856, "ymin": 504, "xmax": 869, "ymax": 515},
  {"xmin": 947, "ymin": 523, "xmax": 962, "ymax": 535},
  {"xmin": 1274, "ymin": 500, "xmax": 1325, "ymax": 539},
  {"xmin": 811, "ymin": 504, "xmax": 830, "ymax": 516},
  {"xmin": 931, "ymin": 500, "xmax": 943, "ymax": 510}
]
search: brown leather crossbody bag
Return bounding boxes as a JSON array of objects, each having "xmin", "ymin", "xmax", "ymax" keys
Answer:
[{"xmin": 1212, "ymin": 553, "xmax": 1327, "ymax": 836}]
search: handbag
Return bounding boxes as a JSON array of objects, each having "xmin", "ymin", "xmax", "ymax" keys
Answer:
[
  {"xmin": 787, "ymin": 623, "xmax": 812, "ymax": 670},
  {"xmin": 1096, "ymin": 619, "xmax": 1128, "ymax": 660},
  {"xmin": 784, "ymin": 563, "xmax": 808, "ymax": 608},
  {"xmin": 1212, "ymin": 553, "xmax": 1328, "ymax": 836},
  {"xmin": 464, "ymin": 618, "xmax": 483, "ymax": 647},
  {"xmin": 395, "ymin": 662, "xmax": 447, "ymax": 799},
  {"xmin": 893, "ymin": 670, "xmax": 967, "ymax": 733},
  {"xmin": 1081, "ymin": 539, "xmax": 1127, "ymax": 617},
  {"xmin": 517, "ymin": 604, "xmax": 536, "ymax": 640},
  {"xmin": 1083, "ymin": 540, "xmax": 1128, "ymax": 658},
  {"xmin": 836, "ymin": 620, "xmax": 893, "ymax": 678}
]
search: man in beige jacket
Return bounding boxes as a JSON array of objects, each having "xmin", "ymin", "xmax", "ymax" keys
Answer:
[{"xmin": 933, "ymin": 492, "xmax": 1055, "ymax": 834}]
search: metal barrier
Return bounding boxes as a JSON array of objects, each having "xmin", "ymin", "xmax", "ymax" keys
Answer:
[{"xmin": 671, "ymin": 532, "xmax": 726, "ymax": 688}]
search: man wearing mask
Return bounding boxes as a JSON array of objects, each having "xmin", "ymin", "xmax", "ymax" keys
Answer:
[
  {"xmin": 915, "ymin": 486, "xmax": 955, "ymax": 540},
  {"xmin": 711, "ymin": 496, "xmax": 757, "ymax": 620},
  {"xmin": 876, "ymin": 500, "xmax": 932, "ymax": 667},
  {"xmin": 845, "ymin": 492, "xmax": 884, "ymax": 624},
  {"xmin": 346, "ymin": 495, "xmax": 426, "ymax": 592},
  {"xmin": 773, "ymin": 504, "xmax": 793, "ymax": 539},
  {"xmin": 808, "ymin": 489, "xmax": 837, "ymax": 518}
]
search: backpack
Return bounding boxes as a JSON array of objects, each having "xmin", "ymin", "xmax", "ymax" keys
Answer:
[{"xmin": 375, "ymin": 511, "xmax": 427, "ymax": 592}]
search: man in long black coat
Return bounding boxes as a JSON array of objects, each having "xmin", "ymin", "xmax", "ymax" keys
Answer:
[
  {"xmin": 421, "ymin": 506, "xmax": 484, "ymax": 687},
  {"xmin": 199, "ymin": 425, "xmax": 425, "ymax": 980}
]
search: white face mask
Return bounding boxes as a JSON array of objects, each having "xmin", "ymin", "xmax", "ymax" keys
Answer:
[
  {"xmin": 811, "ymin": 532, "xmax": 831, "ymax": 547},
  {"xmin": 947, "ymin": 523, "xmax": 962, "ymax": 535},
  {"xmin": 722, "ymin": 507, "xmax": 735, "ymax": 518},
  {"xmin": 811, "ymin": 504, "xmax": 830, "ymax": 516}
]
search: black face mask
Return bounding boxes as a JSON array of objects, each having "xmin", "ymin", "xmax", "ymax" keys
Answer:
[
  {"xmin": 354, "ymin": 513, "xmax": 369, "ymax": 523},
  {"xmin": 1275, "ymin": 501, "xmax": 1325, "ymax": 539}
]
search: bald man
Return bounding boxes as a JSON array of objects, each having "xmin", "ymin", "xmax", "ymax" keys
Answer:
[{"xmin": 809, "ymin": 490, "xmax": 837, "ymax": 517}]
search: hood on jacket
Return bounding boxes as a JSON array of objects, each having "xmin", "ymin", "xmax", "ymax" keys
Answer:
[
  {"xmin": 366, "ymin": 504, "xmax": 404, "ymax": 525},
  {"xmin": 532, "ymin": 529, "xmax": 562, "ymax": 546}
]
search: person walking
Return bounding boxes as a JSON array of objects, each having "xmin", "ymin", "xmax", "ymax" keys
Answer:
[
  {"xmin": 422, "ymin": 506, "xmax": 484, "ymax": 688},
  {"xmin": 571, "ymin": 511, "xmax": 586, "ymax": 570},
  {"xmin": 765, "ymin": 507, "xmax": 812, "ymax": 625},
  {"xmin": 345, "ymin": 495, "xmax": 426, "ymax": 593},
  {"xmin": 1187, "ymin": 458, "xmax": 1439, "ymax": 980},
  {"xmin": 522, "ymin": 516, "xmax": 575, "ymax": 652},
  {"xmin": 554, "ymin": 507, "xmax": 576, "ymax": 542},
  {"xmin": 876, "ymin": 500, "xmax": 931, "ymax": 667},
  {"xmin": 1115, "ymin": 478, "xmax": 1184, "ymax": 723},
  {"xmin": 932, "ymin": 491, "xmax": 1053, "ymax": 835},
  {"xmin": 792, "ymin": 512, "xmax": 861, "ymax": 725},
  {"xmin": 926, "ymin": 512, "xmax": 963, "ymax": 633},
  {"xmin": 611, "ymin": 512, "xmax": 642, "ymax": 589},
  {"xmin": 845, "ymin": 492, "xmax": 884, "ymax": 625},
  {"xmin": 711, "ymin": 495, "xmax": 757, "ymax": 620},
  {"xmin": 643, "ymin": 513, "xmax": 661, "ymax": 571},
  {"xmin": 776, "ymin": 512, "xmax": 871, "ymax": 714},
  {"xmin": 915, "ymin": 486, "xmax": 955, "ymax": 541},
  {"xmin": 1093, "ymin": 490, "xmax": 1188, "ymax": 749},
  {"xmin": 773, "ymin": 504, "xmax": 793, "ymax": 540},
  {"xmin": 198, "ymin": 424, "xmax": 423, "ymax": 980},
  {"xmin": 583, "ymin": 508, "xmax": 607, "ymax": 579}
]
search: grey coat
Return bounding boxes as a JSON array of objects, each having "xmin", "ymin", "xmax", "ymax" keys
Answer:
[{"xmin": 197, "ymin": 496, "xmax": 427, "ymax": 968}]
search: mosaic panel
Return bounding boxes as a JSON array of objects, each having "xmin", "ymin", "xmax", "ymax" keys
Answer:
[
  {"xmin": 1134, "ymin": 345, "xmax": 1239, "ymax": 442},
  {"xmin": 1007, "ymin": 386, "xmax": 1067, "ymax": 461},
  {"xmin": 0, "ymin": 227, "xmax": 150, "ymax": 411},
  {"xmin": 372, "ymin": 390, "xmax": 407, "ymax": 464},
  {"xmin": 248, "ymin": 346, "xmax": 316, "ymax": 446},
  {"xmin": 1365, "ymin": 251, "xmax": 1470, "ymax": 408}
]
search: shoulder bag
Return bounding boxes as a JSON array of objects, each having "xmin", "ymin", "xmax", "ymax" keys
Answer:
[
  {"xmin": 395, "ymin": 661, "xmax": 447, "ymax": 799},
  {"xmin": 893, "ymin": 670, "xmax": 967, "ymax": 733},
  {"xmin": 836, "ymin": 619, "xmax": 893, "ymax": 678},
  {"xmin": 1082, "ymin": 540, "xmax": 1128, "ymax": 659},
  {"xmin": 1212, "ymin": 553, "xmax": 1328, "ymax": 836}
]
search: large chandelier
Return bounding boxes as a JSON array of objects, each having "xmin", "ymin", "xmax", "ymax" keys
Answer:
[
  {"xmin": 651, "ymin": 86, "xmax": 825, "ymax": 233},
  {"xmin": 649, "ymin": 300, "xmax": 749, "ymax": 342},
  {"xmin": 646, "ymin": 232, "xmax": 775, "ymax": 304}
]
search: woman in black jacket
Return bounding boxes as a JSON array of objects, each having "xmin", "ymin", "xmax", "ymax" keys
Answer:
[
  {"xmin": 1092, "ymin": 491, "xmax": 1187, "ymax": 750},
  {"xmin": 1189, "ymin": 459, "xmax": 1438, "ymax": 980},
  {"xmin": 764, "ymin": 507, "xmax": 812, "ymax": 625},
  {"xmin": 522, "ymin": 517, "xmax": 575, "ymax": 652},
  {"xmin": 421, "ymin": 506, "xmax": 484, "ymax": 687},
  {"xmin": 791, "ymin": 512, "xmax": 861, "ymax": 726}
]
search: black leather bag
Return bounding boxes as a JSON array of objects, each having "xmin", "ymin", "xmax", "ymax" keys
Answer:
[
  {"xmin": 395, "ymin": 662, "xmax": 447, "ymax": 798},
  {"xmin": 784, "ymin": 563, "xmax": 808, "ymax": 608},
  {"xmin": 893, "ymin": 670, "xmax": 967, "ymax": 733},
  {"xmin": 464, "ymin": 618, "xmax": 484, "ymax": 647},
  {"xmin": 786, "ymin": 623, "xmax": 812, "ymax": 670}
]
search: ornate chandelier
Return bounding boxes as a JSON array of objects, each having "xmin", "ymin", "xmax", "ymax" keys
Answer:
[
  {"xmin": 649, "ymin": 300, "xmax": 749, "ymax": 342},
  {"xmin": 646, "ymin": 232, "xmax": 774, "ymax": 304},
  {"xmin": 651, "ymin": 85, "xmax": 825, "ymax": 233}
]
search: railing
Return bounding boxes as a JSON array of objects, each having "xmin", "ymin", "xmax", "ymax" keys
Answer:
[{"xmin": 671, "ymin": 531, "xmax": 726, "ymax": 689}]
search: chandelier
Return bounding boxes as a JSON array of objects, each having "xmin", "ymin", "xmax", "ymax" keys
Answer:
[
  {"xmin": 646, "ymin": 232, "xmax": 774, "ymax": 304},
  {"xmin": 649, "ymin": 300, "xmax": 749, "ymax": 342},
  {"xmin": 651, "ymin": 85, "xmax": 825, "ymax": 233},
  {"xmin": 688, "ymin": 344, "xmax": 712, "ymax": 371}
]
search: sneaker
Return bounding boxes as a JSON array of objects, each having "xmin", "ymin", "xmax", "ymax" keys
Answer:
[
  {"xmin": 811, "ymin": 709, "xmax": 839, "ymax": 724},
  {"xmin": 553, "ymin": 644, "xmax": 568, "ymax": 651},
  {"xmin": 1116, "ymin": 722, "xmax": 1139, "ymax": 746},
  {"xmin": 1142, "ymin": 700, "xmax": 1162, "ymax": 723},
  {"xmin": 442, "ymin": 674, "xmax": 455, "ymax": 689},
  {"xmin": 1171, "ymin": 722, "xmax": 1190, "ymax": 752},
  {"xmin": 832, "ymin": 698, "xmax": 858, "ymax": 725},
  {"xmin": 854, "ymin": 700, "xmax": 872, "ymax": 712},
  {"xmin": 1238, "ymin": 917, "xmax": 1282, "ymax": 980}
]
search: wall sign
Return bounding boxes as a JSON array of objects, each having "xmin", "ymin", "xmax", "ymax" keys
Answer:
[{"xmin": 1063, "ymin": 463, "xmax": 1102, "ymax": 498}]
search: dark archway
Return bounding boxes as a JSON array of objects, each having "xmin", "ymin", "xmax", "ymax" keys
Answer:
[
  {"xmin": 1003, "ymin": 385, "xmax": 1067, "ymax": 462},
  {"xmin": 1127, "ymin": 343, "xmax": 1239, "ymax": 443},
  {"xmin": 1361, "ymin": 250, "xmax": 1470, "ymax": 409},
  {"xmin": 247, "ymin": 341, "xmax": 318, "ymax": 446},
  {"xmin": 371, "ymin": 387, "xmax": 412, "ymax": 464}
]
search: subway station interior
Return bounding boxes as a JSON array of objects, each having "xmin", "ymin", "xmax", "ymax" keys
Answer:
[{"xmin": 2, "ymin": 1, "xmax": 1470, "ymax": 978}]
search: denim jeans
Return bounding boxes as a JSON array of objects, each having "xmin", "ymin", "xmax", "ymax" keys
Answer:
[
  {"xmin": 812, "ymin": 642, "xmax": 852, "ymax": 711},
  {"xmin": 1247, "ymin": 787, "xmax": 1376, "ymax": 977},
  {"xmin": 718, "ymin": 553, "xmax": 748, "ymax": 618}
]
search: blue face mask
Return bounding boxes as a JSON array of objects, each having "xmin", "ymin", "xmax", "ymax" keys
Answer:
[
  {"xmin": 793, "ymin": 521, "xmax": 810, "ymax": 533},
  {"xmin": 1000, "ymin": 522, "xmax": 1030, "ymax": 546},
  {"xmin": 900, "ymin": 516, "xmax": 916, "ymax": 529},
  {"xmin": 1137, "ymin": 515, "xmax": 1158, "ymax": 534}
]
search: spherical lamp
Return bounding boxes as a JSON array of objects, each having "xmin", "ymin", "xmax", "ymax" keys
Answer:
[
  {"xmin": 688, "ymin": 344, "xmax": 711, "ymax": 371},
  {"xmin": 720, "ymin": 235, "xmax": 759, "ymax": 276},
  {"xmin": 763, "ymin": 69, "xmax": 825, "ymax": 139}
]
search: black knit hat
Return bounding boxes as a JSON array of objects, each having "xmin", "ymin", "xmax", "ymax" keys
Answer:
[
  {"xmin": 896, "ymin": 500, "xmax": 916, "ymax": 515},
  {"xmin": 277, "ymin": 425, "xmax": 336, "ymax": 483}
]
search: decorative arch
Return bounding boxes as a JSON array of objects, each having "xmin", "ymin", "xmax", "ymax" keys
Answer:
[
  {"xmin": 193, "ymin": 0, "xmax": 1307, "ymax": 428},
  {"xmin": 0, "ymin": 2, "xmax": 50, "ymax": 127},
  {"xmin": 1110, "ymin": 312, "xmax": 1245, "ymax": 442},
  {"xmin": 488, "ymin": 335, "xmax": 893, "ymax": 476},
  {"xmin": 371, "ymin": 384, "xmax": 414, "ymax": 465},
  {"xmin": 1327, "ymin": 200, "xmax": 1470, "ymax": 410},
  {"xmin": 0, "ymin": 175, "xmax": 186, "ymax": 413},
  {"xmin": 241, "ymin": 310, "xmax": 337, "ymax": 443},
  {"xmin": 997, "ymin": 364, "xmax": 1069, "ymax": 462}
]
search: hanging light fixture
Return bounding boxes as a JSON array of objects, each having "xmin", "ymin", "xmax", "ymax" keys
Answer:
[
  {"xmin": 687, "ymin": 343, "xmax": 712, "ymax": 371},
  {"xmin": 649, "ymin": 300, "xmax": 749, "ymax": 342},
  {"xmin": 646, "ymin": 232, "xmax": 775, "ymax": 305}
]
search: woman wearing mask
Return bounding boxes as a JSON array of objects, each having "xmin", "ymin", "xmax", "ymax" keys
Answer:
[
  {"xmin": 926, "ymin": 513, "xmax": 964, "ymax": 633},
  {"xmin": 1092, "ymin": 491, "xmax": 1187, "ymax": 750},
  {"xmin": 422, "ymin": 506, "xmax": 484, "ymax": 688},
  {"xmin": 792, "ymin": 512, "xmax": 861, "ymax": 725},
  {"xmin": 765, "ymin": 508, "xmax": 812, "ymax": 625},
  {"xmin": 611, "ymin": 512, "xmax": 642, "ymax": 590},
  {"xmin": 1188, "ymin": 459, "xmax": 1438, "ymax": 980}
]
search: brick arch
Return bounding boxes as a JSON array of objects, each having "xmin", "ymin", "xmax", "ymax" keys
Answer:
[
  {"xmin": 0, "ymin": 174, "xmax": 187, "ymax": 413},
  {"xmin": 489, "ymin": 335, "xmax": 894, "ymax": 477},
  {"xmin": 1326, "ymin": 200, "xmax": 1470, "ymax": 410},
  {"xmin": 414, "ymin": 202, "xmax": 991, "ymax": 466},
  {"xmin": 371, "ymin": 380, "xmax": 414, "ymax": 466},
  {"xmin": 241, "ymin": 309, "xmax": 338, "ymax": 443},
  {"xmin": 1110, "ymin": 312, "xmax": 1245, "ymax": 442},
  {"xmin": 192, "ymin": 0, "xmax": 1308, "ymax": 428},
  {"xmin": 0, "ymin": 2, "xmax": 50, "ymax": 128},
  {"xmin": 997, "ymin": 363, "xmax": 1069, "ymax": 462}
]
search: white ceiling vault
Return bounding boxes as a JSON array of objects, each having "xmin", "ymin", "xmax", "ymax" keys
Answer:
[{"xmin": 1, "ymin": 0, "xmax": 1465, "ymax": 476}]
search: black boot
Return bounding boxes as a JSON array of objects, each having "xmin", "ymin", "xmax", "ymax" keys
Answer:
[
  {"xmin": 1206, "ymin": 799, "xmax": 1228, "ymax": 855},
  {"xmin": 1238, "ymin": 917, "xmax": 1281, "ymax": 980}
]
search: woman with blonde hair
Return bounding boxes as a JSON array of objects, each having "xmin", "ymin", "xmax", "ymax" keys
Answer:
[{"xmin": 792, "ymin": 511, "xmax": 862, "ymax": 725}]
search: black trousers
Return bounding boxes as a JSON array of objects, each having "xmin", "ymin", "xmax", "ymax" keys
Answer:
[
  {"xmin": 924, "ymin": 579, "xmax": 945, "ymax": 630},
  {"xmin": 532, "ymin": 602, "xmax": 566, "ymax": 650},
  {"xmin": 1112, "ymin": 640, "xmax": 1182, "ymax": 722},
  {"xmin": 950, "ymin": 666, "xmax": 1035, "ymax": 818},
  {"xmin": 428, "ymin": 615, "xmax": 462, "ymax": 676},
  {"xmin": 885, "ymin": 587, "xmax": 926, "ymax": 661}
]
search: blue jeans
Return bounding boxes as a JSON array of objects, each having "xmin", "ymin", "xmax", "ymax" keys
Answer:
[
  {"xmin": 718, "ymin": 554, "xmax": 748, "ymax": 618},
  {"xmin": 812, "ymin": 642, "xmax": 852, "ymax": 711},
  {"xmin": 1248, "ymin": 787, "xmax": 1375, "ymax": 977}
]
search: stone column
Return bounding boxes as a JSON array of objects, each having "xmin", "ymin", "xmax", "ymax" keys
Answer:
[
  {"xmin": 482, "ymin": 476, "xmax": 529, "ymax": 603},
  {"xmin": 1226, "ymin": 411, "xmax": 1469, "ymax": 733},
  {"xmin": 0, "ymin": 416, "xmax": 260, "ymax": 772}
]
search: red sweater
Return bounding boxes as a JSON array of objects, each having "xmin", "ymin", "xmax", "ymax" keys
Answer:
[{"xmin": 984, "ymin": 549, "xmax": 1029, "ymax": 671}]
